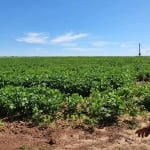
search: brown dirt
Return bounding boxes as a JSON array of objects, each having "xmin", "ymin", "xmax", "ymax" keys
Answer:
[{"xmin": 0, "ymin": 117, "xmax": 150, "ymax": 150}]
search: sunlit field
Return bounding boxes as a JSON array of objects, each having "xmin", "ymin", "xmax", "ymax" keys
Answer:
[
  {"xmin": 1, "ymin": 56, "xmax": 150, "ymax": 149},
  {"xmin": 0, "ymin": 56, "xmax": 150, "ymax": 124}
]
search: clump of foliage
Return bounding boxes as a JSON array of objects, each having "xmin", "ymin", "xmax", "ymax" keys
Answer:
[
  {"xmin": 142, "ymin": 94, "xmax": 150, "ymax": 111},
  {"xmin": 0, "ymin": 86, "xmax": 64, "ymax": 123}
]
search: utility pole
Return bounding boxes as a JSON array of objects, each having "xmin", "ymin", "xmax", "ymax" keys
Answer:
[{"xmin": 138, "ymin": 43, "xmax": 141, "ymax": 56}]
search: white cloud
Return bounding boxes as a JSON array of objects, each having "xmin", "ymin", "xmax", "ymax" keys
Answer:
[
  {"xmin": 64, "ymin": 47, "xmax": 87, "ymax": 52},
  {"xmin": 92, "ymin": 41, "xmax": 109, "ymax": 47},
  {"xmin": 51, "ymin": 32, "xmax": 88, "ymax": 44},
  {"xmin": 119, "ymin": 42, "xmax": 137, "ymax": 48},
  {"xmin": 16, "ymin": 32, "xmax": 49, "ymax": 44},
  {"xmin": 59, "ymin": 42, "xmax": 78, "ymax": 47},
  {"xmin": 142, "ymin": 47, "xmax": 150, "ymax": 55},
  {"xmin": 91, "ymin": 41, "xmax": 119, "ymax": 47},
  {"xmin": 91, "ymin": 40, "xmax": 138, "ymax": 49}
]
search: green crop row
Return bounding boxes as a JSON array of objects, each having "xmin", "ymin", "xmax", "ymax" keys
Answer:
[
  {"xmin": 0, "ymin": 68, "xmax": 134, "ymax": 97},
  {"xmin": 0, "ymin": 84, "xmax": 149, "ymax": 125}
]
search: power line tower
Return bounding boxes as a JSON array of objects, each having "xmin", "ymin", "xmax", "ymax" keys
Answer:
[{"xmin": 138, "ymin": 43, "xmax": 141, "ymax": 56}]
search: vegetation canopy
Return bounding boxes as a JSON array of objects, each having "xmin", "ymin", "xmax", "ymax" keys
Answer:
[{"xmin": 0, "ymin": 56, "xmax": 150, "ymax": 125}]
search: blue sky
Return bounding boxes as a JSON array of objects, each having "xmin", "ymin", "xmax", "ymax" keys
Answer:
[{"xmin": 0, "ymin": 0, "xmax": 150, "ymax": 56}]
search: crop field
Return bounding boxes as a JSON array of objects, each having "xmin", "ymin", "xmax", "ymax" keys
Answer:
[
  {"xmin": 0, "ymin": 56, "xmax": 150, "ymax": 149},
  {"xmin": 0, "ymin": 56, "xmax": 150, "ymax": 124}
]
